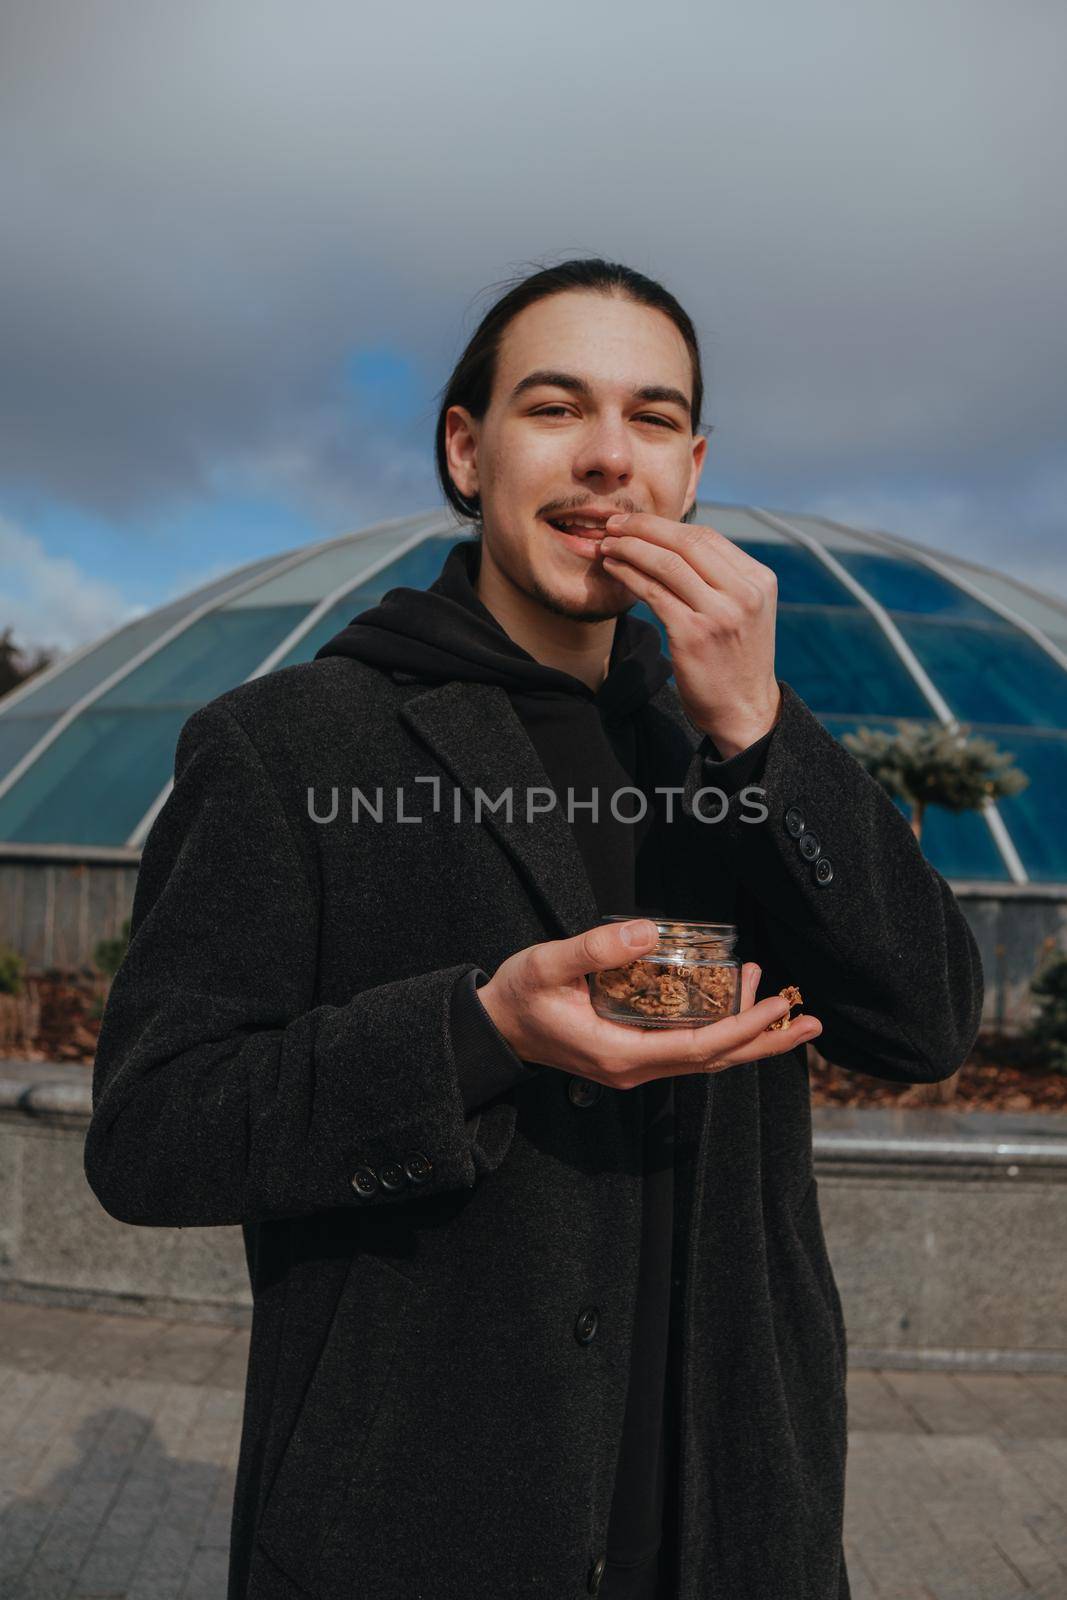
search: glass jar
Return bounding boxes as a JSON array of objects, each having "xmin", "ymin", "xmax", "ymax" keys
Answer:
[{"xmin": 587, "ymin": 916, "xmax": 742, "ymax": 1029}]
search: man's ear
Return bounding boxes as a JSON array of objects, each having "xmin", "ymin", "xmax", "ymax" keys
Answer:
[
  {"xmin": 444, "ymin": 404, "xmax": 480, "ymax": 502},
  {"xmin": 683, "ymin": 430, "xmax": 709, "ymax": 523}
]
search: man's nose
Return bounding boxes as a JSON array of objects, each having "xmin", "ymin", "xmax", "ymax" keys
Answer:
[{"xmin": 572, "ymin": 416, "xmax": 633, "ymax": 484}]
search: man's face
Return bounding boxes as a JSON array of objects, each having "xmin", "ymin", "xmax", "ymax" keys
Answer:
[{"xmin": 444, "ymin": 290, "xmax": 707, "ymax": 623}]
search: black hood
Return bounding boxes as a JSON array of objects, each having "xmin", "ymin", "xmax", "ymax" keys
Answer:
[{"xmin": 313, "ymin": 538, "xmax": 672, "ymax": 728}]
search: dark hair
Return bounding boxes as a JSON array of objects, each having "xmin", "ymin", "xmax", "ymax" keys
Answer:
[{"xmin": 433, "ymin": 257, "xmax": 708, "ymax": 528}]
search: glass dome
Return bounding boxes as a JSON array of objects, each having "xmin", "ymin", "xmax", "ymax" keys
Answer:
[{"xmin": 1, "ymin": 503, "xmax": 1064, "ymax": 885}]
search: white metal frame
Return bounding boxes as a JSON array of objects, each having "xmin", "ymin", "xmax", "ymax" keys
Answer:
[
  {"xmin": 4, "ymin": 497, "xmax": 1061, "ymax": 890},
  {"xmin": 125, "ymin": 513, "xmax": 454, "ymax": 846},
  {"xmin": 0, "ymin": 513, "xmax": 446, "ymax": 812}
]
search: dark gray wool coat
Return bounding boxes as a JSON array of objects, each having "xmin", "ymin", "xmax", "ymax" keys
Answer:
[{"xmin": 84, "ymin": 656, "xmax": 984, "ymax": 1600}]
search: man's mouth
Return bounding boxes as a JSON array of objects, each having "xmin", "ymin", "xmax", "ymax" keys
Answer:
[
  {"xmin": 544, "ymin": 518, "xmax": 611, "ymax": 559},
  {"xmin": 544, "ymin": 515, "xmax": 613, "ymax": 539}
]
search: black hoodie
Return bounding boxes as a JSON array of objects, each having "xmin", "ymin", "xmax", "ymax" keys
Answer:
[{"xmin": 314, "ymin": 537, "xmax": 775, "ymax": 1598}]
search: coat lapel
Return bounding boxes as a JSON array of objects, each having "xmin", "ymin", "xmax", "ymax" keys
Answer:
[{"xmin": 399, "ymin": 679, "xmax": 603, "ymax": 940}]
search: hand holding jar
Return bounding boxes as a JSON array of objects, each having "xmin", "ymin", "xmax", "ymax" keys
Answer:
[{"xmin": 474, "ymin": 917, "xmax": 821, "ymax": 1090}]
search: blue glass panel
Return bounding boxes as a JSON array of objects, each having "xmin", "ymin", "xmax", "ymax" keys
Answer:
[
  {"xmin": 273, "ymin": 600, "xmax": 381, "ymax": 669},
  {"xmin": 901, "ymin": 795, "xmax": 1010, "ymax": 881},
  {"xmin": 897, "ymin": 619, "xmax": 1067, "ymax": 728},
  {"xmin": 330, "ymin": 538, "xmax": 465, "ymax": 608},
  {"xmin": 94, "ymin": 606, "xmax": 310, "ymax": 709},
  {"xmin": 984, "ymin": 732, "xmax": 1067, "ymax": 882},
  {"xmin": 0, "ymin": 708, "xmax": 191, "ymax": 846},
  {"xmin": 774, "ymin": 610, "xmax": 931, "ymax": 716},
  {"xmin": 832, "ymin": 551, "xmax": 1001, "ymax": 620},
  {"xmin": 820, "ymin": 716, "xmax": 1009, "ymax": 881},
  {"xmin": 270, "ymin": 541, "xmax": 475, "ymax": 669},
  {"xmin": 734, "ymin": 541, "xmax": 854, "ymax": 606},
  {"xmin": 0, "ymin": 714, "xmax": 63, "ymax": 785}
]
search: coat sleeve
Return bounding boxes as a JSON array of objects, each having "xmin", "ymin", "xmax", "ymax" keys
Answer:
[
  {"xmin": 680, "ymin": 680, "xmax": 985, "ymax": 1084},
  {"xmin": 694, "ymin": 719, "xmax": 777, "ymax": 794},
  {"xmin": 450, "ymin": 968, "xmax": 543, "ymax": 1112},
  {"xmin": 84, "ymin": 700, "xmax": 521, "ymax": 1228}
]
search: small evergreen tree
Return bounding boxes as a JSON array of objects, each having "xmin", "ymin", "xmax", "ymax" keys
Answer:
[
  {"xmin": 842, "ymin": 721, "xmax": 1029, "ymax": 843},
  {"xmin": 1029, "ymin": 946, "xmax": 1067, "ymax": 1075}
]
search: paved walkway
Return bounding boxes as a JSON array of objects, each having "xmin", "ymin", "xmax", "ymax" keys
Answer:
[{"xmin": 1, "ymin": 1302, "xmax": 1065, "ymax": 1599}]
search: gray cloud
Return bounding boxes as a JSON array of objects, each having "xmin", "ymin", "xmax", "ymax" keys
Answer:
[
  {"xmin": 0, "ymin": 514, "xmax": 142, "ymax": 653},
  {"xmin": 1, "ymin": 0, "xmax": 1064, "ymax": 584}
]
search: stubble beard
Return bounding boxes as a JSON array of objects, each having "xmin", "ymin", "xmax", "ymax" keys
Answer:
[{"xmin": 527, "ymin": 566, "xmax": 636, "ymax": 625}]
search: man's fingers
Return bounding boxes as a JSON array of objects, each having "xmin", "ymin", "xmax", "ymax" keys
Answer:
[
  {"xmin": 590, "ymin": 993, "xmax": 821, "ymax": 1082},
  {"xmin": 700, "ymin": 1015, "xmax": 823, "ymax": 1072},
  {"xmin": 698, "ymin": 993, "xmax": 818, "ymax": 1059},
  {"xmin": 540, "ymin": 919, "xmax": 659, "ymax": 986},
  {"xmin": 614, "ymin": 990, "xmax": 796, "ymax": 1067},
  {"xmin": 579, "ymin": 991, "xmax": 803, "ymax": 1081}
]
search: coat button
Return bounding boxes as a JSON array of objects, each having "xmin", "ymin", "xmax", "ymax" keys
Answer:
[
  {"xmin": 814, "ymin": 856, "xmax": 834, "ymax": 885},
  {"xmin": 568, "ymin": 1076, "xmax": 603, "ymax": 1108},
  {"xmin": 588, "ymin": 1554, "xmax": 607, "ymax": 1593},
  {"xmin": 351, "ymin": 1166, "xmax": 379, "ymax": 1198},
  {"xmin": 404, "ymin": 1151, "xmax": 433, "ymax": 1185},
  {"xmin": 379, "ymin": 1160, "xmax": 408, "ymax": 1192},
  {"xmin": 798, "ymin": 830, "xmax": 822, "ymax": 861},
  {"xmin": 575, "ymin": 1306, "xmax": 600, "ymax": 1344},
  {"xmin": 784, "ymin": 806, "xmax": 805, "ymax": 838}
]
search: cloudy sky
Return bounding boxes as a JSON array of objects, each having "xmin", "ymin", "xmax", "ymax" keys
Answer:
[{"xmin": 2, "ymin": 0, "xmax": 1064, "ymax": 653}]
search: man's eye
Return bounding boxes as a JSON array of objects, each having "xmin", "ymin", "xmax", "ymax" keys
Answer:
[{"xmin": 532, "ymin": 406, "xmax": 675, "ymax": 428}]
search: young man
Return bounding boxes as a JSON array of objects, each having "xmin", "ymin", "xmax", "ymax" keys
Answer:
[{"xmin": 85, "ymin": 258, "xmax": 983, "ymax": 1600}]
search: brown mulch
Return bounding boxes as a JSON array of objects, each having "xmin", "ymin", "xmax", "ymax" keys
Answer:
[
  {"xmin": 0, "ymin": 972, "xmax": 106, "ymax": 1063},
  {"xmin": 808, "ymin": 1033, "xmax": 1067, "ymax": 1114},
  {"xmin": 2, "ymin": 973, "xmax": 1067, "ymax": 1113}
]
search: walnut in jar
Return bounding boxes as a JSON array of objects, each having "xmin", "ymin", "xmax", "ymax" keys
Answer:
[
  {"xmin": 630, "ymin": 974, "xmax": 689, "ymax": 1016},
  {"xmin": 588, "ymin": 922, "xmax": 742, "ymax": 1027}
]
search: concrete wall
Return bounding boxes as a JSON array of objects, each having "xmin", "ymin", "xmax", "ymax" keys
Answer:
[
  {"xmin": 3, "ymin": 853, "xmax": 1065, "ymax": 1029},
  {"xmin": 814, "ymin": 1106, "xmax": 1067, "ymax": 1372},
  {"xmin": 954, "ymin": 885, "xmax": 1067, "ymax": 1033},
  {"xmin": 2, "ymin": 1062, "xmax": 1066, "ymax": 1369},
  {"xmin": 0, "ymin": 1065, "xmax": 250, "ymax": 1325}
]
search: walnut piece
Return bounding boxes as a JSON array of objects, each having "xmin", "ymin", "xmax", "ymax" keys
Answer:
[
  {"xmin": 630, "ymin": 975, "xmax": 689, "ymax": 1016},
  {"xmin": 767, "ymin": 984, "xmax": 804, "ymax": 1030}
]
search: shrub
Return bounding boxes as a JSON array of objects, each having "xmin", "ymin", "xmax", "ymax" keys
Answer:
[
  {"xmin": 93, "ymin": 918, "xmax": 131, "ymax": 980},
  {"xmin": 0, "ymin": 943, "xmax": 25, "ymax": 996}
]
